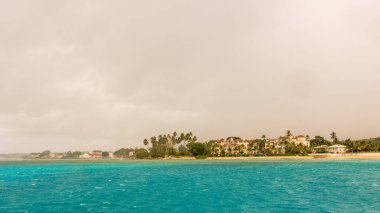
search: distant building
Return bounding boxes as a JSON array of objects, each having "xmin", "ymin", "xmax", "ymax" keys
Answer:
[
  {"xmin": 108, "ymin": 151, "xmax": 114, "ymax": 158},
  {"xmin": 48, "ymin": 153, "xmax": 55, "ymax": 158},
  {"xmin": 92, "ymin": 150, "xmax": 103, "ymax": 158},
  {"xmin": 79, "ymin": 153, "xmax": 92, "ymax": 159},
  {"xmin": 279, "ymin": 135, "xmax": 310, "ymax": 147},
  {"xmin": 213, "ymin": 138, "xmax": 250, "ymax": 156},
  {"xmin": 328, "ymin": 145, "xmax": 347, "ymax": 154},
  {"xmin": 265, "ymin": 139, "xmax": 286, "ymax": 154},
  {"xmin": 313, "ymin": 145, "xmax": 329, "ymax": 153}
]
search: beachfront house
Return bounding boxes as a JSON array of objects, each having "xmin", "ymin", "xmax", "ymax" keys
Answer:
[
  {"xmin": 327, "ymin": 145, "xmax": 347, "ymax": 154},
  {"xmin": 313, "ymin": 145, "xmax": 329, "ymax": 153},
  {"xmin": 108, "ymin": 151, "xmax": 114, "ymax": 158},
  {"xmin": 92, "ymin": 150, "xmax": 103, "ymax": 158},
  {"xmin": 279, "ymin": 135, "xmax": 310, "ymax": 147},
  {"xmin": 79, "ymin": 152, "xmax": 92, "ymax": 159},
  {"xmin": 265, "ymin": 139, "xmax": 286, "ymax": 154},
  {"xmin": 212, "ymin": 138, "xmax": 250, "ymax": 156}
]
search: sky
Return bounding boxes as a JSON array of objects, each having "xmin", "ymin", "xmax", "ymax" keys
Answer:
[{"xmin": 1, "ymin": 0, "xmax": 380, "ymax": 153}]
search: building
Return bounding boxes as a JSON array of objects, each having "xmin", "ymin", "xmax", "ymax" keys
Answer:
[
  {"xmin": 108, "ymin": 151, "xmax": 114, "ymax": 158},
  {"xmin": 79, "ymin": 152, "xmax": 92, "ymax": 159},
  {"xmin": 279, "ymin": 135, "xmax": 310, "ymax": 147},
  {"xmin": 313, "ymin": 145, "xmax": 329, "ymax": 153},
  {"xmin": 92, "ymin": 150, "xmax": 103, "ymax": 158},
  {"xmin": 327, "ymin": 145, "xmax": 347, "ymax": 154},
  {"xmin": 212, "ymin": 138, "xmax": 250, "ymax": 156},
  {"xmin": 265, "ymin": 139, "xmax": 286, "ymax": 154}
]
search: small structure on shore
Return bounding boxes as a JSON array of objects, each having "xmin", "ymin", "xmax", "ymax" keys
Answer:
[
  {"xmin": 313, "ymin": 145, "xmax": 329, "ymax": 153},
  {"xmin": 327, "ymin": 144, "xmax": 347, "ymax": 154}
]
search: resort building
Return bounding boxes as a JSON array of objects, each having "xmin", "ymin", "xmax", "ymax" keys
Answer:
[
  {"xmin": 265, "ymin": 139, "xmax": 286, "ymax": 154},
  {"xmin": 327, "ymin": 145, "xmax": 347, "ymax": 154},
  {"xmin": 279, "ymin": 135, "xmax": 310, "ymax": 147},
  {"xmin": 91, "ymin": 150, "xmax": 103, "ymax": 158},
  {"xmin": 79, "ymin": 152, "xmax": 92, "ymax": 159},
  {"xmin": 108, "ymin": 151, "xmax": 114, "ymax": 158},
  {"xmin": 264, "ymin": 134, "xmax": 310, "ymax": 154},
  {"xmin": 313, "ymin": 145, "xmax": 329, "ymax": 153},
  {"xmin": 212, "ymin": 137, "xmax": 250, "ymax": 156}
]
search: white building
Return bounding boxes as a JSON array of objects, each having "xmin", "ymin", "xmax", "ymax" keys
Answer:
[
  {"xmin": 79, "ymin": 152, "xmax": 92, "ymax": 159},
  {"xmin": 327, "ymin": 145, "xmax": 347, "ymax": 154},
  {"xmin": 279, "ymin": 135, "xmax": 310, "ymax": 147},
  {"xmin": 108, "ymin": 151, "xmax": 114, "ymax": 158}
]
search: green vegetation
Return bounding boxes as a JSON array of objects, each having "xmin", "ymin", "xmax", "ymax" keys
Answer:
[
  {"xmin": 178, "ymin": 144, "xmax": 189, "ymax": 156},
  {"xmin": 25, "ymin": 131, "xmax": 380, "ymax": 160},
  {"xmin": 310, "ymin": 136, "xmax": 332, "ymax": 147},
  {"xmin": 195, "ymin": 155, "xmax": 208, "ymax": 159},
  {"xmin": 114, "ymin": 148, "xmax": 134, "ymax": 157},
  {"xmin": 341, "ymin": 138, "xmax": 380, "ymax": 152},
  {"xmin": 330, "ymin": 131, "xmax": 338, "ymax": 144},
  {"xmin": 39, "ymin": 150, "xmax": 51, "ymax": 158},
  {"xmin": 187, "ymin": 142, "xmax": 206, "ymax": 156},
  {"xmin": 135, "ymin": 148, "xmax": 149, "ymax": 159},
  {"xmin": 143, "ymin": 132, "xmax": 196, "ymax": 158},
  {"xmin": 102, "ymin": 152, "xmax": 109, "ymax": 158},
  {"xmin": 62, "ymin": 151, "xmax": 82, "ymax": 159},
  {"xmin": 285, "ymin": 143, "xmax": 308, "ymax": 156}
]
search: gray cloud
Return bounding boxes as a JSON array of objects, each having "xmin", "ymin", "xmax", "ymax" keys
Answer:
[{"xmin": 1, "ymin": 0, "xmax": 380, "ymax": 152}]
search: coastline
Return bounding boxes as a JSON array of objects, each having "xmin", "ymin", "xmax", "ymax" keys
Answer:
[{"xmin": 2, "ymin": 153, "xmax": 380, "ymax": 162}]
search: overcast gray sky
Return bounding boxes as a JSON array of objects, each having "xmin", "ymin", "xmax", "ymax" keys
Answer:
[{"xmin": 1, "ymin": 0, "xmax": 380, "ymax": 153}]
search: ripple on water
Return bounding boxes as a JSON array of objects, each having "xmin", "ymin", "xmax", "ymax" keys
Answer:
[{"xmin": 0, "ymin": 160, "xmax": 380, "ymax": 212}]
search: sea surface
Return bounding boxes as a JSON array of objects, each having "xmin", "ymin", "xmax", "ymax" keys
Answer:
[{"xmin": 0, "ymin": 159, "xmax": 380, "ymax": 212}]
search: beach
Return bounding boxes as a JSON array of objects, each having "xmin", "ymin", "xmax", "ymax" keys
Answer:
[{"xmin": 164, "ymin": 153, "xmax": 380, "ymax": 160}]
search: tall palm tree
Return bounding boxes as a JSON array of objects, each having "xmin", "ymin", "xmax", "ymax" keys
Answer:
[
  {"xmin": 286, "ymin": 130, "xmax": 292, "ymax": 137},
  {"xmin": 261, "ymin": 135, "xmax": 266, "ymax": 140},
  {"xmin": 330, "ymin": 132, "xmax": 338, "ymax": 144},
  {"xmin": 143, "ymin": 138, "xmax": 149, "ymax": 146}
]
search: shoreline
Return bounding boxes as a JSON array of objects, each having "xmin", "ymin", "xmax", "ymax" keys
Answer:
[{"xmin": 2, "ymin": 153, "xmax": 380, "ymax": 162}]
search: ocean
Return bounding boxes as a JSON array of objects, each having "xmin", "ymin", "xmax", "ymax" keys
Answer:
[{"xmin": 0, "ymin": 159, "xmax": 379, "ymax": 212}]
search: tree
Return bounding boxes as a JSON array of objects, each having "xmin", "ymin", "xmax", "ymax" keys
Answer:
[
  {"xmin": 143, "ymin": 139, "xmax": 149, "ymax": 146},
  {"xmin": 310, "ymin": 136, "xmax": 332, "ymax": 147},
  {"xmin": 168, "ymin": 147, "xmax": 178, "ymax": 156},
  {"xmin": 102, "ymin": 152, "xmax": 109, "ymax": 158},
  {"xmin": 114, "ymin": 148, "xmax": 134, "ymax": 157},
  {"xmin": 286, "ymin": 130, "xmax": 292, "ymax": 137},
  {"xmin": 330, "ymin": 132, "xmax": 338, "ymax": 144},
  {"xmin": 72, "ymin": 151, "xmax": 82, "ymax": 158},
  {"xmin": 178, "ymin": 144, "xmax": 189, "ymax": 156},
  {"xmin": 143, "ymin": 132, "xmax": 197, "ymax": 158},
  {"xmin": 261, "ymin": 135, "xmax": 266, "ymax": 139},
  {"xmin": 39, "ymin": 150, "xmax": 51, "ymax": 158},
  {"xmin": 135, "ymin": 148, "xmax": 149, "ymax": 159},
  {"xmin": 187, "ymin": 142, "xmax": 206, "ymax": 156}
]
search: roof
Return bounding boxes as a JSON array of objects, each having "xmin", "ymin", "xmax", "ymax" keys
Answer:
[
  {"xmin": 314, "ymin": 145, "xmax": 329, "ymax": 148},
  {"xmin": 328, "ymin": 145, "xmax": 347, "ymax": 148}
]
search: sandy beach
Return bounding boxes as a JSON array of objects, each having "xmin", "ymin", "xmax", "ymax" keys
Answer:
[{"xmin": 164, "ymin": 153, "xmax": 380, "ymax": 160}]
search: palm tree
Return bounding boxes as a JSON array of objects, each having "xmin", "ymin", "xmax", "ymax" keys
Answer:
[
  {"xmin": 286, "ymin": 130, "xmax": 292, "ymax": 137},
  {"xmin": 330, "ymin": 132, "xmax": 338, "ymax": 144},
  {"xmin": 143, "ymin": 138, "xmax": 149, "ymax": 146},
  {"xmin": 261, "ymin": 135, "xmax": 266, "ymax": 140}
]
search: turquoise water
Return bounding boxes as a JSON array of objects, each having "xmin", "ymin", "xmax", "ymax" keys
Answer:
[{"xmin": 1, "ymin": 160, "xmax": 380, "ymax": 212}]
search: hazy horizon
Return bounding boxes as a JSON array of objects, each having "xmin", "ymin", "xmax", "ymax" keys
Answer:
[{"xmin": 1, "ymin": 0, "xmax": 380, "ymax": 153}]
